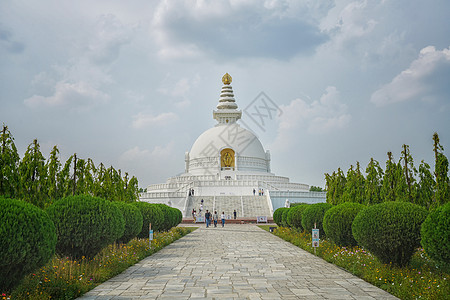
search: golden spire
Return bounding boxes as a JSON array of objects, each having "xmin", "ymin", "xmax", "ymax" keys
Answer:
[{"xmin": 222, "ymin": 73, "xmax": 232, "ymax": 85}]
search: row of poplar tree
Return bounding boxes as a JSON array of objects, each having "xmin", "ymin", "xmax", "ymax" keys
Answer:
[
  {"xmin": 325, "ymin": 132, "xmax": 449, "ymax": 209},
  {"xmin": 0, "ymin": 124, "xmax": 140, "ymax": 208}
]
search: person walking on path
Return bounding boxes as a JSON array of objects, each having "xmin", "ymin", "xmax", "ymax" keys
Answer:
[
  {"xmin": 221, "ymin": 211, "xmax": 226, "ymax": 227},
  {"xmin": 192, "ymin": 209, "xmax": 196, "ymax": 223},
  {"xmin": 233, "ymin": 209, "xmax": 237, "ymax": 219},
  {"xmin": 205, "ymin": 210, "xmax": 211, "ymax": 228},
  {"xmin": 213, "ymin": 211, "xmax": 218, "ymax": 227}
]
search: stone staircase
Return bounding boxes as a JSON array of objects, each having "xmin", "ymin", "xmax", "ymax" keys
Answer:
[{"xmin": 185, "ymin": 195, "xmax": 270, "ymax": 218}]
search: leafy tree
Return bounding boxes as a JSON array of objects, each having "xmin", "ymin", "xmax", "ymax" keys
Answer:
[
  {"xmin": 125, "ymin": 175, "xmax": 139, "ymax": 202},
  {"xmin": 45, "ymin": 145, "xmax": 61, "ymax": 204},
  {"xmin": 342, "ymin": 162, "xmax": 365, "ymax": 203},
  {"xmin": 57, "ymin": 155, "xmax": 73, "ymax": 198},
  {"xmin": 325, "ymin": 168, "xmax": 346, "ymax": 205},
  {"xmin": 0, "ymin": 125, "xmax": 20, "ymax": 198},
  {"xmin": 394, "ymin": 160, "xmax": 409, "ymax": 202},
  {"xmin": 433, "ymin": 132, "xmax": 449, "ymax": 207},
  {"xmin": 381, "ymin": 152, "xmax": 397, "ymax": 202},
  {"xmin": 399, "ymin": 144, "xmax": 417, "ymax": 202},
  {"xmin": 309, "ymin": 186, "xmax": 324, "ymax": 192},
  {"xmin": 416, "ymin": 160, "xmax": 435, "ymax": 208},
  {"xmin": 19, "ymin": 139, "xmax": 47, "ymax": 208},
  {"xmin": 324, "ymin": 172, "xmax": 335, "ymax": 204},
  {"xmin": 365, "ymin": 158, "xmax": 383, "ymax": 205}
]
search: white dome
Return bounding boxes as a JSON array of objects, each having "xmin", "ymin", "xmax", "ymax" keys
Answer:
[
  {"xmin": 188, "ymin": 123, "xmax": 269, "ymax": 174},
  {"xmin": 190, "ymin": 124, "xmax": 265, "ymax": 159}
]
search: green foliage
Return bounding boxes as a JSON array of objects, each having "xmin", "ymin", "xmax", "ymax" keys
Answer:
[
  {"xmin": 416, "ymin": 160, "xmax": 435, "ymax": 208},
  {"xmin": 153, "ymin": 203, "xmax": 180, "ymax": 231},
  {"xmin": 400, "ymin": 144, "xmax": 417, "ymax": 202},
  {"xmin": 281, "ymin": 207, "xmax": 290, "ymax": 227},
  {"xmin": 0, "ymin": 125, "xmax": 20, "ymax": 198},
  {"xmin": 323, "ymin": 202, "xmax": 365, "ymax": 247},
  {"xmin": 342, "ymin": 162, "xmax": 365, "ymax": 204},
  {"xmin": 433, "ymin": 132, "xmax": 450, "ymax": 207},
  {"xmin": 0, "ymin": 197, "xmax": 56, "ymax": 291},
  {"xmin": 19, "ymin": 139, "xmax": 48, "ymax": 208},
  {"xmin": 286, "ymin": 204, "xmax": 309, "ymax": 230},
  {"xmin": 352, "ymin": 201, "xmax": 428, "ymax": 266},
  {"xmin": 301, "ymin": 203, "xmax": 333, "ymax": 237},
  {"xmin": 309, "ymin": 186, "xmax": 323, "ymax": 192},
  {"xmin": 421, "ymin": 202, "xmax": 450, "ymax": 265},
  {"xmin": 113, "ymin": 202, "xmax": 144, "ymax": 244},
  {"xmin": 273, "ymin": 207, "xmax": 288, "ymax": 227},
  {"xmin": 46, "ymin": 195, "xmax": 125, "ymax": 259},
  {"xmin": 365, "ymin": 158, "xmax": 383, "ymax": 205},
  {"xmin": 133, "ymin": 202, "xmax": 164, "ymax": 237},
  {"xmin": 324, "ymin": 168, "xmax": 346, "ymax": 205},
  {"xmin": 380, "ymin": 152, "xmax": 398, "ymax": 202}
]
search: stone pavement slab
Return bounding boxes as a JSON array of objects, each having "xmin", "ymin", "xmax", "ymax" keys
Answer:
[{"xmin": 77, "ymin": 224, "xmax": 398, "ymax": 299}]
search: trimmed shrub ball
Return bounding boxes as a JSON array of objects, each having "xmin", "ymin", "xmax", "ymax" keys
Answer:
[
  {"xmin": 421, "ymin": 202, "xmax": 450, "ymax": 265},
  {"xmin": 273, "ymin": 207, "xmax": 289, "ymax": 227},
  {"xmin": 301, "ymin": 203, "xmax": 333, "ymax": 237},
  {"xmin": 352, "ymin": 201, "xmax": 428, "ymax": 266},
  {"xmin": 113, "ymin": 202, "xmax": 143, "ymax": 244},
  {"xmin": 323, "ymin": 202, "xmax": 365, "ymax": 247},
  {"xmin": 154, "ymin": 203, "xmax": 178, "ymax": 231},
  {"xmin": 46, "ymin": 195, "xmax": 125, "ymax": 259},
  {"xmin": 133, "ymin": 202, "xmax": 164, "ymax": 237},
  {"xmin": 286, "ymin": 204, "xmax": 309, "ymax": 230},
  {"xmin": 273, "ymin": 207, "xmax": 287, "ymax": 226},
  {"xmin": 281, "ymin": 208, "xmax": 290, "ymax": 227},
  {"xmin": 0, "ymin": 197, "xmax": 57, "ymax": 291}
]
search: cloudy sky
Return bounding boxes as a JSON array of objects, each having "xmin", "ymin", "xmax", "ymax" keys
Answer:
[{"xmin": 1, "ymin": 0, "xmax": 449, "ymax": 189}]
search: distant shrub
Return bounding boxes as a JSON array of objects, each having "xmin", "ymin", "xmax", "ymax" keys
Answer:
[
  {"xmin": 154, "ymin": 204, "xmax": 180, "ymax": 231},
  {"xmin": 46, "ymin": 195, "xmax": 125, "ymax": 259},
  {"xmin": 323, "ymin": 202, "xmax": 365, "ymax": 247},
  {"xmin": 133, "ymin": 202, "xmax": 164, "ymax": 237},
  {"xmin": 273, "ymin": 207, "xmax": 288, "ymax": 227},
  {"xmin": 301, "ymin": 203, "xmax": 333, "ymax": 237},
  {"xmin": 113, "ymin": 202, "xmax": 143, "ymax": 244},
  {"xmin": 0, "ymin": 197, "xmax": 57, "ymax": 291},
  {"xmin": 290, "ymin": 202, "xmax": 308, "ymax": 207},
  {"xmin": 352, "ymin": 201, "xmax": 428, "ymax": 266},
  {"xmin": 287, "ymin": 205, "xmax": 309, "ymax": 230},
  {"xmin": 421, "ymin": 202, "xmax": 450, "ymax": 265}
]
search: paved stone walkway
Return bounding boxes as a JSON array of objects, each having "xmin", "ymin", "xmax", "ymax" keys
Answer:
[{"xmin": 78, "ymin": 224, "xmax": 398, "ymax": 299}]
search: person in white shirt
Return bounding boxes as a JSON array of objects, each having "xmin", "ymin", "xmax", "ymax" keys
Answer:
[{"xmin": 221, "ymin": 212, "xmax": 226, "ymax": 227}]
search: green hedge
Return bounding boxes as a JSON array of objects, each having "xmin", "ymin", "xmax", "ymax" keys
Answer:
[
  {"xmin": 113, "ymin": 202, "xmax": 143, "ymax": 244},
  {"xmin": 352, "ymin": 201, "xmax": 428, "ymax": 266},
  {"xmin": 273, "ymin": 207, "xmax": 288, "ymax": 227},
  {"xmin": 133, "ymin": 202, "xmax": 164, "ymax": 237},
  {"xmin": 0, "ymin": 197, "xmax": 57, "ymax": 291},
  {"xmin": 421, "ymin": 202, "xmax": 450, "ymax": 265},
  {"xmin": 46, "ymin": 195, "xmax": 125, "ymax": 259},
  {"xmin": 286, "ymin": 204, "xmax": 309, "ymax": 230},
  {"xmin": 301, "ymin": 203, "xmax": 333, "ymax": 237},
  {"xmin": 323, "ymin": 202, "xmax": 365, "ymax": 247}
]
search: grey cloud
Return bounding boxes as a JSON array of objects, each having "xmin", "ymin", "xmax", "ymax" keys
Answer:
[{"xmin": 0, "ymin": 26, "xmax": 25, "ymax": 53}]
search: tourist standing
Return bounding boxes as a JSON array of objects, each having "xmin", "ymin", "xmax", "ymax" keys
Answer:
[
  {"xmin": 213, "ymin": 211, "xmax": 218, "ymax": 227},
  {"xmin": 233, "ymin": 209, "xmax": 237, "ymax": 219},
  {"xmin": 205, "ymin": 210, "xmax": 211, "ymax": 228},
  {"xmin": 253, "ymin": 188, "xmax": 256, "ymax": 195},
  {"xmin": 192, "ymin": 209, "xmax": 196, "ymax": 223},
  {"xmin": 221, "ymin": 211, "xmax": 226, "ymax": 227}
]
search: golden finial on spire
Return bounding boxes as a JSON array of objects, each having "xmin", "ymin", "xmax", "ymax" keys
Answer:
[{"xmin": 222, "ymin": 73, "xmax": 232, "ymax": 85}]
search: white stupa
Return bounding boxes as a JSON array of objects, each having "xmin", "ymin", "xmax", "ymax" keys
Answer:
[{"xmin": 140, "ymin": 73, "xmax": 325, "ymax": 218}]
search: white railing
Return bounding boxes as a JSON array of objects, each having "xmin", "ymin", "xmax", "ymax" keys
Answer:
[{"xmin": 266, "ymin": 189, "xmax": 274, "ymax": 216}]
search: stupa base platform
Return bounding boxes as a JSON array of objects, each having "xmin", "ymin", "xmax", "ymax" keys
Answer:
[{"xmin": 181, "ymin": 217, "xmax": 274, "ymax": 224}]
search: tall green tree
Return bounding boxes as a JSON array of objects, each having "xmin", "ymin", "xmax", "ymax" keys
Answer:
[
  {"xmin": 45, "ymin": 145, "xmax": 61, "ymax": 204},
  {"xmin": 125, "ymin": 175, "xmax": 139, "ymax": 202},
  {"xmin": 416, "ymin": 160, "xmax": 435, "ymax": 208},
  {"xmin": 433, "ymin": 132, "xmax": 450, "ymax": 207},
  {"xmin": 19, "ymin": 139, "xmax": 47, "ymax": 208},
  {"xmin": 0, "ymin": 124, "xmax": 20, "ymax": 198},
  {"xmin": 325, "ymin": 171, "xmax": 335, "ymax": 204},
  {"xmin": 365, "ymin": 158, "xmax": 383, "ymax": 205},
  {"xmin": 57, "ymin": 155, "xmax": 73, "ymax": 198},
  {"xmin": 381, "ymin": 151, "xmax": 397, "ymax": 202},
  {"xmin": 399, "ymin": 144, "xmax": 417, "ymax": 202},
  {"xmin": 342, "ymin": 163, "xmax": 365, "ymax": 203}
]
